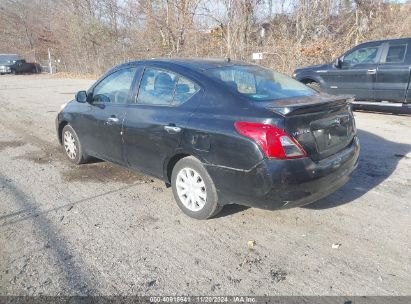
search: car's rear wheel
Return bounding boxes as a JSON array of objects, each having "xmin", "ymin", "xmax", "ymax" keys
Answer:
[
  {"xmin": 171, "ymin": 156, "xmax": 222, "ymax": 219},
  {"xmin": 62, "ymin": 124, "xmax": 88, "ymax": 164}
]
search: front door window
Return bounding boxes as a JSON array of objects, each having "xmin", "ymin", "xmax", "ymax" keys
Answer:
[
  {"xmin": 343, "ymin": 46, "xmax": 380, "ymax": 66},
  {"xmin": 92, "ymin": 68, "xmax": 137, "ymax": 104}
]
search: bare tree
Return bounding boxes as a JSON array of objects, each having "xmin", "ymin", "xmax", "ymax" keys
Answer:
[{"xmin": 0, "ymin": 0, "xmax": 409, "ymax": 75}]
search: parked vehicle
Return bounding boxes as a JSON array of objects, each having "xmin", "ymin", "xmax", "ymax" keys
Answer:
[
  {"xmin": 0, "ymin": 54, "xmax": 19, "ymax": 75},
  {"xmin": 56, "ymin": 59, "xmax": 359, "ymax": 219},
  {"xmin": 0, "ymin": 62, "xmax": 11, "ymax": 75},
  {"xmin": 9, "ymin": 59, "xmax": 41, "ymax": 74},
  {"xmin": 293, "ymin": 38, "xmax": 411, "ymax": 104}
]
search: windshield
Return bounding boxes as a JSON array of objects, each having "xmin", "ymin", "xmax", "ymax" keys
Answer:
[
  {"xmin": 206, "ymin": 65, "xmax": 315, "ymax": 101},
  {"xmin": 0, "ymin": 60, "xmax": 13, "ymax": 65}
]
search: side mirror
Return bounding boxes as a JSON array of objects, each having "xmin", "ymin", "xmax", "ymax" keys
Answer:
[
  {"xmin": 75, "ymin": 91, "xmax": 87, "ymax": 103},
  {"xmin": 92, "ymin": 94, "xmax": 111, "ymax": 103},
  {"xmin": 334, "ymin": 58, "xmax": 342, "ymax": 68}
]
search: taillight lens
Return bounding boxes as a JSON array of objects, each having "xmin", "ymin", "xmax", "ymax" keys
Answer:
[{"xmin": 234, "ymin": 122, "xmax": 307, "ymax": 159}]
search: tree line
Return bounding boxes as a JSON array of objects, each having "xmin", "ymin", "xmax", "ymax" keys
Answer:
[{"xmin": 0, "ymin": 0, "xmax": 410, "ymax": 75}]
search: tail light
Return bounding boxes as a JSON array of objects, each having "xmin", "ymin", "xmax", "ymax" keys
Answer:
[{"xmin": 234, "ymin": 122, "xmax": 307, "ymax": 159}]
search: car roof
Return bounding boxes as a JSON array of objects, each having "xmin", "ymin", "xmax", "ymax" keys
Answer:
[
  {"xmin": 116, "ymin": 58, "xmax": 253, "ymax": 72},
  {"xmin": 0, "ymin": 54, "xmax": 20, "ymax": 61},
  {"xmin": 360, "ymin": 37, "xmax": 411, "ymax": 45}
]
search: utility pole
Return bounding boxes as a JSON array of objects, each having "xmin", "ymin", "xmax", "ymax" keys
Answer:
[
  {"xmin": 354, "ymin": 0, "xmax": 360, "ymax": 45},
  {"xmin": 48, "ymin": 48, "xmax": 53, "ymax": 74}
]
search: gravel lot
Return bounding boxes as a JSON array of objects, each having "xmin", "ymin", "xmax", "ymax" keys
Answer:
[{"xmin": 0, "ymin": 75, "xmax": 410, "ymax": 296}]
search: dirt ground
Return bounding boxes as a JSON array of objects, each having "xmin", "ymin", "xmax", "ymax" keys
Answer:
[{"xmin": 0, "ymin": 75, "xmax": 410, "ymax": 296}]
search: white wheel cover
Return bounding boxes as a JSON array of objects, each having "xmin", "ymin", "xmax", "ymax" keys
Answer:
[
  {"xmin": 63, "ymin": 130, "xmax": 77, "ymax": 160},
  {"xmin": 176, "ymin": 167, "xmax": 207, "ymax": 212}
]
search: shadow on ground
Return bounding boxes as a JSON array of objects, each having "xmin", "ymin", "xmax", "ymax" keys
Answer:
[
  {"xmin": 217, "ymin": 128, "xmax": 411, "ymax": 216},
  {"xmin": 0, "ymin": 173, "xmax": 97, "ymax": 294},
  {"xmin": 304, "ymin": 129, "xmax": 411, "ymax": 209},
  {"xmin": 215, "ymin": 204, "xmax": 250, "ymax": 218}
]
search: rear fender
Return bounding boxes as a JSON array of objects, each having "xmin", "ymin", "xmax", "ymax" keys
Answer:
[{"xmin": 162, "ymin": 148, "xmax": 209, "ymax": 184}]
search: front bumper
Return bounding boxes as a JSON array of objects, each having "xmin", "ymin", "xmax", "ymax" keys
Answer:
[
  {"xmin": 55, "ymin": 112, "xmax": 64, "ymax": 144},
  {"xmin": 0, "ymin": 66, "xmax": 11, "ymax": 74},
  {"xmin": 205, "ymin": 136, "xmax": 360, "ymax": 209}
]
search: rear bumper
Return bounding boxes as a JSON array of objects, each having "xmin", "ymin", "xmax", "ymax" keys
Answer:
[{"xmin": 205, "ymin": 136, "xmax": 360, "ymax": 209}]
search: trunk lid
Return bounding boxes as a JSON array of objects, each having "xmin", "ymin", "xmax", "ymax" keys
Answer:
[{"xmin": 261, "ymin": 95, "xmax": 356, "ymax": 161}]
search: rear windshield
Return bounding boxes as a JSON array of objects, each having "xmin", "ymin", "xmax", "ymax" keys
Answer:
[{"xmin": 206, "ymin": 65, "xmax": 314, "ymax": 101}]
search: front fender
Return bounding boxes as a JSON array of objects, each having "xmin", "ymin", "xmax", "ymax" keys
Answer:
[{"xmin": 295, "ymin": 73, "xmax": 326, "ymax": 86}]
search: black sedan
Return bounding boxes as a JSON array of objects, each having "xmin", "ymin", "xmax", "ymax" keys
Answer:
[{"xmin": 56, "ymin": 59, "xmax": 360, "ymax": 219}]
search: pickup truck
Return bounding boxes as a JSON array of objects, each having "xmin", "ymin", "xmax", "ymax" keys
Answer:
[
  {"xmin": 10, "ymin": 59, "xmax": 41, "ymax": 74},
  {"xmin": 0, "ymin": 57, "xmax": 40, "ymax": 75},
  {"xmin": 293, "ymin": 38, "xmax": 411, "ymax": 105}
]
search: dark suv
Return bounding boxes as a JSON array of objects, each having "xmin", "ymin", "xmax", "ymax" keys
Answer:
[{"xmin": 293, "ymin": 38, "xmax": 411, "ymax": 103}]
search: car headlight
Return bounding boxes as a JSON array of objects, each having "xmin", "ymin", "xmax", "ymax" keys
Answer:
[{"xmin": 292, "ymin": 72, "xmax": 297, "ymax": 78}]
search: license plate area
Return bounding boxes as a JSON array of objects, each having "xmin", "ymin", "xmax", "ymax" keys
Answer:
[{"xmin": 311, "ymin": 114, "xmax": 350, "ymax": 153}]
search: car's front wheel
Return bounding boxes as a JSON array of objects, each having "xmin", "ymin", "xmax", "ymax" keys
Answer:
[
  {"xmin": 62, "ymin": 124, "xmax": 88, "ymax": 164},
  {"xmin": 306, "ymin": 81, "xmax": 322, "ymax": 92},
  {"xmin": 171, "ymin": 156, "xmax": 222, "ymax": 219}
]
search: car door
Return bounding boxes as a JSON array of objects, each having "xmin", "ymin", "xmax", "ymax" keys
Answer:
[
  {"xmin": 317, "ymin": 66, "xmax": 342, "ymax": 94},
  {"xmin": 79, "ymin": 67, "xmax": 138, "ymax": 164},
  {"xmin": 375, "ymin": 41, "xmax": 410, "ymax": 102},
  {"xmin": 123, "ymin": 67, "xmax": 201, "ymax": 179},
  {"xmin": 14, "ymin": 60, "xmax": 24, "ymax": 73},
  {"xmin": 335, "ymin": 42, "xmax": 383, "ymax": 100},
  {"xmin": 21, "ymin": 60, "xmax": 31, "ymax": 72}
]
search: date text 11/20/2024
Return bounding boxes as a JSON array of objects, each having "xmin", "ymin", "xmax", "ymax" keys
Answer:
[{"xmin": 149, "ymin": 296, "xmax": 256, "ymax": 303}]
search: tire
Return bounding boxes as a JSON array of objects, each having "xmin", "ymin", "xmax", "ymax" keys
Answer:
[
  {"xmin": 61, "ymin": 124, "xmax": 88, "ymax": 165},
  {"xmin": 11, "ymin": 70, "xmax": 16, "ymax": 75},
  {"xmin": 306, "ymin": 81, "xmax": 322, "ymax": 92},
  {"xmin": 171, "ymin": 156, "xmax": 222, "ymax": 219}
]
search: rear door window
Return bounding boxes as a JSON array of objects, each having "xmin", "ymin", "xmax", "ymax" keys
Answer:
[
  {"xmin": 174, "ymin": 76, "xmax": 200, "ymax": 105},
  {"xmin": 384, "ymin": 44, "xmax": 407, "ymax": 63},
  {"xmin": 136, "ymin": 68, "xmax": 199, "ymax": 106}
]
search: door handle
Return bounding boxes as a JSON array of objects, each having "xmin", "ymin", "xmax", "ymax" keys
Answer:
[
  {"xmin": 367, "ymin": 69, "xmax": 377, "ymax": 75},
  {"xmin": 106, "ymin": 116, "xmax": 120, "ymax": 125},
  {"xmin": 164, "ymin": 125, "xmax": 181, "ymax": 134}
]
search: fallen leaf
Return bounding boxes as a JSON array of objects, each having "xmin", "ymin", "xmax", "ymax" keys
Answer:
[{"xmin": 247, "ymin": 240, "xmax": 256, "ymax": 249}]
